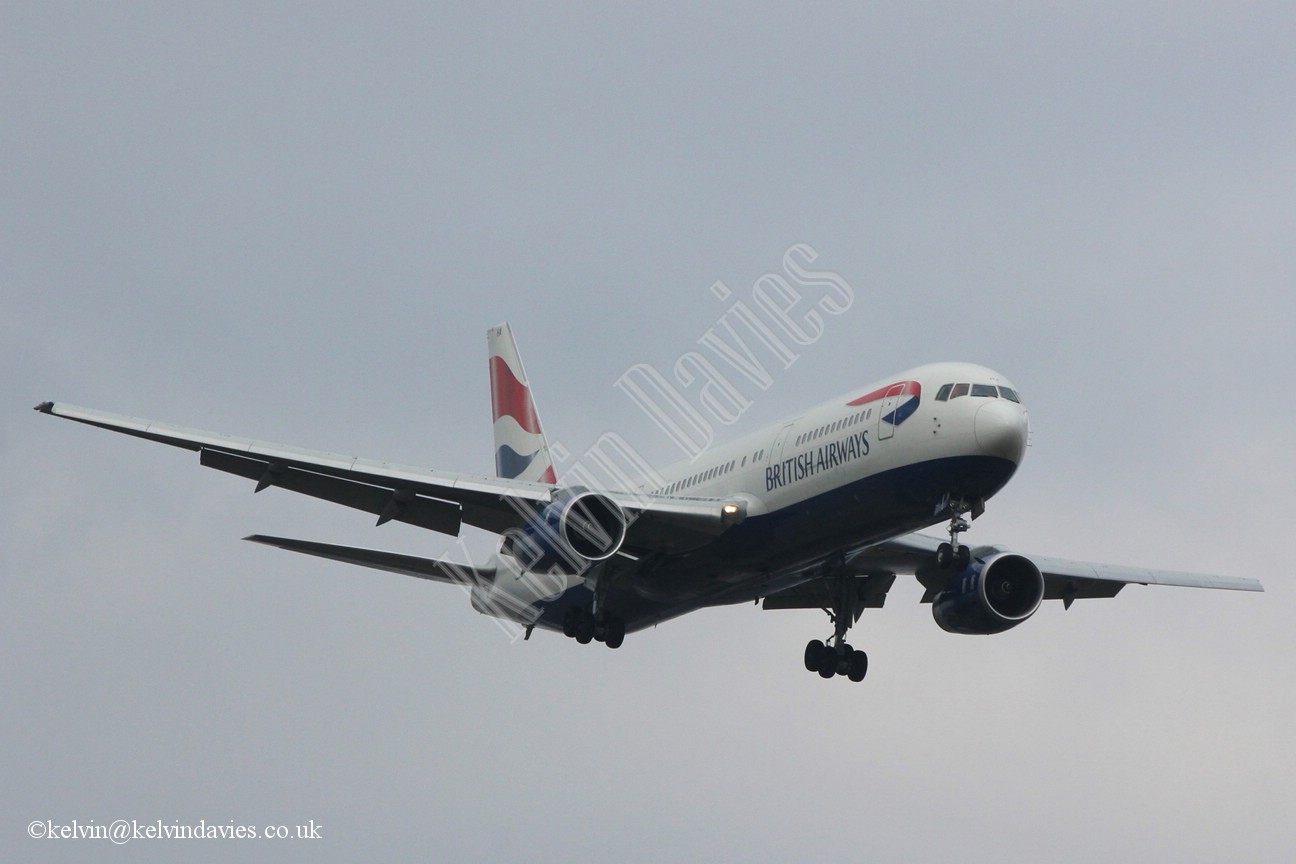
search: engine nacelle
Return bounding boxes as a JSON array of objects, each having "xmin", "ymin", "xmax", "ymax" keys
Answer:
[
  {"xmin": 501, "ymin": 491, "xmax": 628, "ymax": 574},
  {"xmin": 932, "ymin": 552, "xmax": 1045, "ymax": 635}
]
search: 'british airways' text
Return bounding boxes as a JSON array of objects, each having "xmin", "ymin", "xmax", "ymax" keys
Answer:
[{"xmin": 766, "ymin": 430, "xmax": 870, "ymax": 492}]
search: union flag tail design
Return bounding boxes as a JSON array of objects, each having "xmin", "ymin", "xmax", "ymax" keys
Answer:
[{"xmin": 487, "ymin": 323, "xmax": 557, "ymax": 484}]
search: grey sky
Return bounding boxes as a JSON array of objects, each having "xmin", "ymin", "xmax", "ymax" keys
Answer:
[{"xmin": 4, "ymin": 3, "xmax": 1292, "ymax": 861}]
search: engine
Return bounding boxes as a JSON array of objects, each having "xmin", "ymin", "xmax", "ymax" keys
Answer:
[
  {"xmin": 501, "ymin": 491, "xmax": 628, "ymax": 574},
  {"xmin": 932, "ymin": 552, "xmax": 1045, "ymax": 635}
]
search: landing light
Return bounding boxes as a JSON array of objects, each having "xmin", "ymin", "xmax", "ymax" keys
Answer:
[{"xmin": 721, "ymin": 500, "xmax": 746, "ymax": 527}]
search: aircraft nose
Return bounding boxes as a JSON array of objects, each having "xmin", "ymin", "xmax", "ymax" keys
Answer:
[{"xmin": 974, "ymin": 399, "xmax": 1028, "ymax": 463}]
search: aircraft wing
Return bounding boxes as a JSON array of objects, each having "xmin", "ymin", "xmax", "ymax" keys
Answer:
[
  {"xmin": 863, "ymin": 532, "xmax": 1265, "ymax": 603},
  {"xmin": 36, "ymin": 401, "xmax": 554, "ymax": 536},
  {"xmin": 762, "ymin": 531, "xmax": 1262, "ymax": 614},
  {"xmin": 35, "ymin": 401, "xmax": 747, "ymax": 548}
]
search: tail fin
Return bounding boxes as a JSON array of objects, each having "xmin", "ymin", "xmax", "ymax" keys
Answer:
[{"xmin": 487, "ymin": 323, "xmax": 557, "ymax": 484}]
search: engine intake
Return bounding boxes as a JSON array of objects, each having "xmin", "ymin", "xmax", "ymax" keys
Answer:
[
  {"xmin": 502, "ymin": 491, "xmax": 627, "ymax": 574},
  {"xmin": 932, "ymin": 552, "xmax": 1045, "ymax": 635}
]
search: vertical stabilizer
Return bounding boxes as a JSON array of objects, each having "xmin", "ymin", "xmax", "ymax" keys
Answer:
[{"xmin": 487, "ymin": 323, "xmax": 557, "ymax": 484}]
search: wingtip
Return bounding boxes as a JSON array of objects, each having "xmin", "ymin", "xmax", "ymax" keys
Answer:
[{"xmin": 34, "ymin": 401, "xmax": 54, "ymax": 414}]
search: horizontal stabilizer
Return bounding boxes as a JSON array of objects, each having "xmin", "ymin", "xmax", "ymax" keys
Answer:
[{"xmin": 245, "ymin": 534, "xmax": 494, "ymax": 585}]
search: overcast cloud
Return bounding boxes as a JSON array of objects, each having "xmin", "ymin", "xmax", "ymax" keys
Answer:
[{"xmin": 3, "ymin": 3, "xmax": 1292, "ymax": 862}]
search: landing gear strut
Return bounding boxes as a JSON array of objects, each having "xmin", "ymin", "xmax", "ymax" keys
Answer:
[{"xmin": 803, "ymin": 562, "xmax": 869, "ymax": 683}]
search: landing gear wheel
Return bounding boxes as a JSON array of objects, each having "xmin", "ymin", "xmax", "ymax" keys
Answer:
[
  {"xmin": 804, "ymin": 639, "xmax": 826, "ymax": 672},
  {"xmin": 563, "ymin": 606, "xmax": 625, "ymax": 648},
  {"xmin": 817, "ymin": 648, "xmax": 838, "ymax": 678},
  {"xmin": 936, "ymin": 542, "xmax": 971, "ymax": 570},
  {"xmin": 603, "ymin": 619, "xmax": 625, "ymax": 650},
  {"xmin": 847, "ymin": 649, "xmax": 869, "ymax": 682}
]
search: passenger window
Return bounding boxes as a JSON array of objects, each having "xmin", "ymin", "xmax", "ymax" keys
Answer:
[
  {"xmin": 936, "ymin": 384, "xmax": 953, "ymax": 401},
  {"xmin": 971, "ymin": 384, "xmax": 997, "ymax": 397},
  {"xmin": 949, "ymin": 383, "xmax": 969, "ymax": 399},
  {"xmin": 998, "ymin": 387, "xmax": 1020, "ymax": 403}
]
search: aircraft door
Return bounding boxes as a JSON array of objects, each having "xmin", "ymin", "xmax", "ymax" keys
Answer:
[
  {"xmin": 877, "ymin": 383, "xmax": 905, "ymax": 441},
  {"xmin": 767, "ymin": 421, "xmax": 796, "ymax": 464}
]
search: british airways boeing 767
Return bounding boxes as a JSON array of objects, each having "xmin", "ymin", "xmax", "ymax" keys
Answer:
[{"xmin": 36, "ymin": 324, "xmax": 1262, "ymax": 682}]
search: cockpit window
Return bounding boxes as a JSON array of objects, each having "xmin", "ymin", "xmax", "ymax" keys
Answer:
[{"xmin": 938, "ymin": 382, "xmax": 1022, "ymax": 403}]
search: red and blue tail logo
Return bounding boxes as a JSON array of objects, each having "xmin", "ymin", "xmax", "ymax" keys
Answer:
[{"xmin": 488, "ymin": 324, "xmax": 557, "ymax": 484}]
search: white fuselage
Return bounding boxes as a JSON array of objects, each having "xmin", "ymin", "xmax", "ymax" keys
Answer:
[
  {"xmin": 475, "ymin": 362, "xmax": 1030, "ymax": 630},
  {"xmin": 643, "ymin": 361, "xmax": 1027, "ymax": 515}
]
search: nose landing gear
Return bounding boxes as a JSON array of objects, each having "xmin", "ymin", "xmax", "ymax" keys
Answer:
[{"xmin": 934, "ymin": 495, "xmax": 983, "ymax": 569}]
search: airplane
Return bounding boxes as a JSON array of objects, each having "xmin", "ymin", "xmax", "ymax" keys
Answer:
[{"xmin": 35, "ymin": 323, "xmax": 1263, "ymax": 682}]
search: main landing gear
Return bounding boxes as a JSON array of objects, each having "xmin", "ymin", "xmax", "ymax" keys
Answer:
[
  {"xmin": 804, "ymin": 637, "xmax": 869, "ymax": 682},
  {"xmin": 934, "ymin": 495, "xmax": 983, "ymax": 570},
  {"xmin": 561, "ymin": 606, "xmax": 625, "ymax": 649},
  {"xmin": 803, "ymin": 562, "xmax": 869, "ymax": 683}
]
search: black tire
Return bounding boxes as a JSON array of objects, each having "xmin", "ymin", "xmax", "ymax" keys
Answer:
[
  {"xmin": 804, "ymin": 639, "xmax": 825, "ymax": 672},
  {"xmin": 956, "ymin": 545, "xmax": 971, "ymax": 569},
  {"xmin": 848, "ymin": 649, "xmax": 868, "ymax": 683},
  {"xmin": 936, "ymin": 542, "xmax": 953, "ymax": 569},
  {"xmin": 817, "ymin": 648, "xmax": 838, "ymax": 678},
  {"xmin": 562, "ymin": 610, "xmax": 578, "ymax": 638},
  {"xmin": 604, "ymin": 619, "xmax": 625, "ymax": 649}
]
